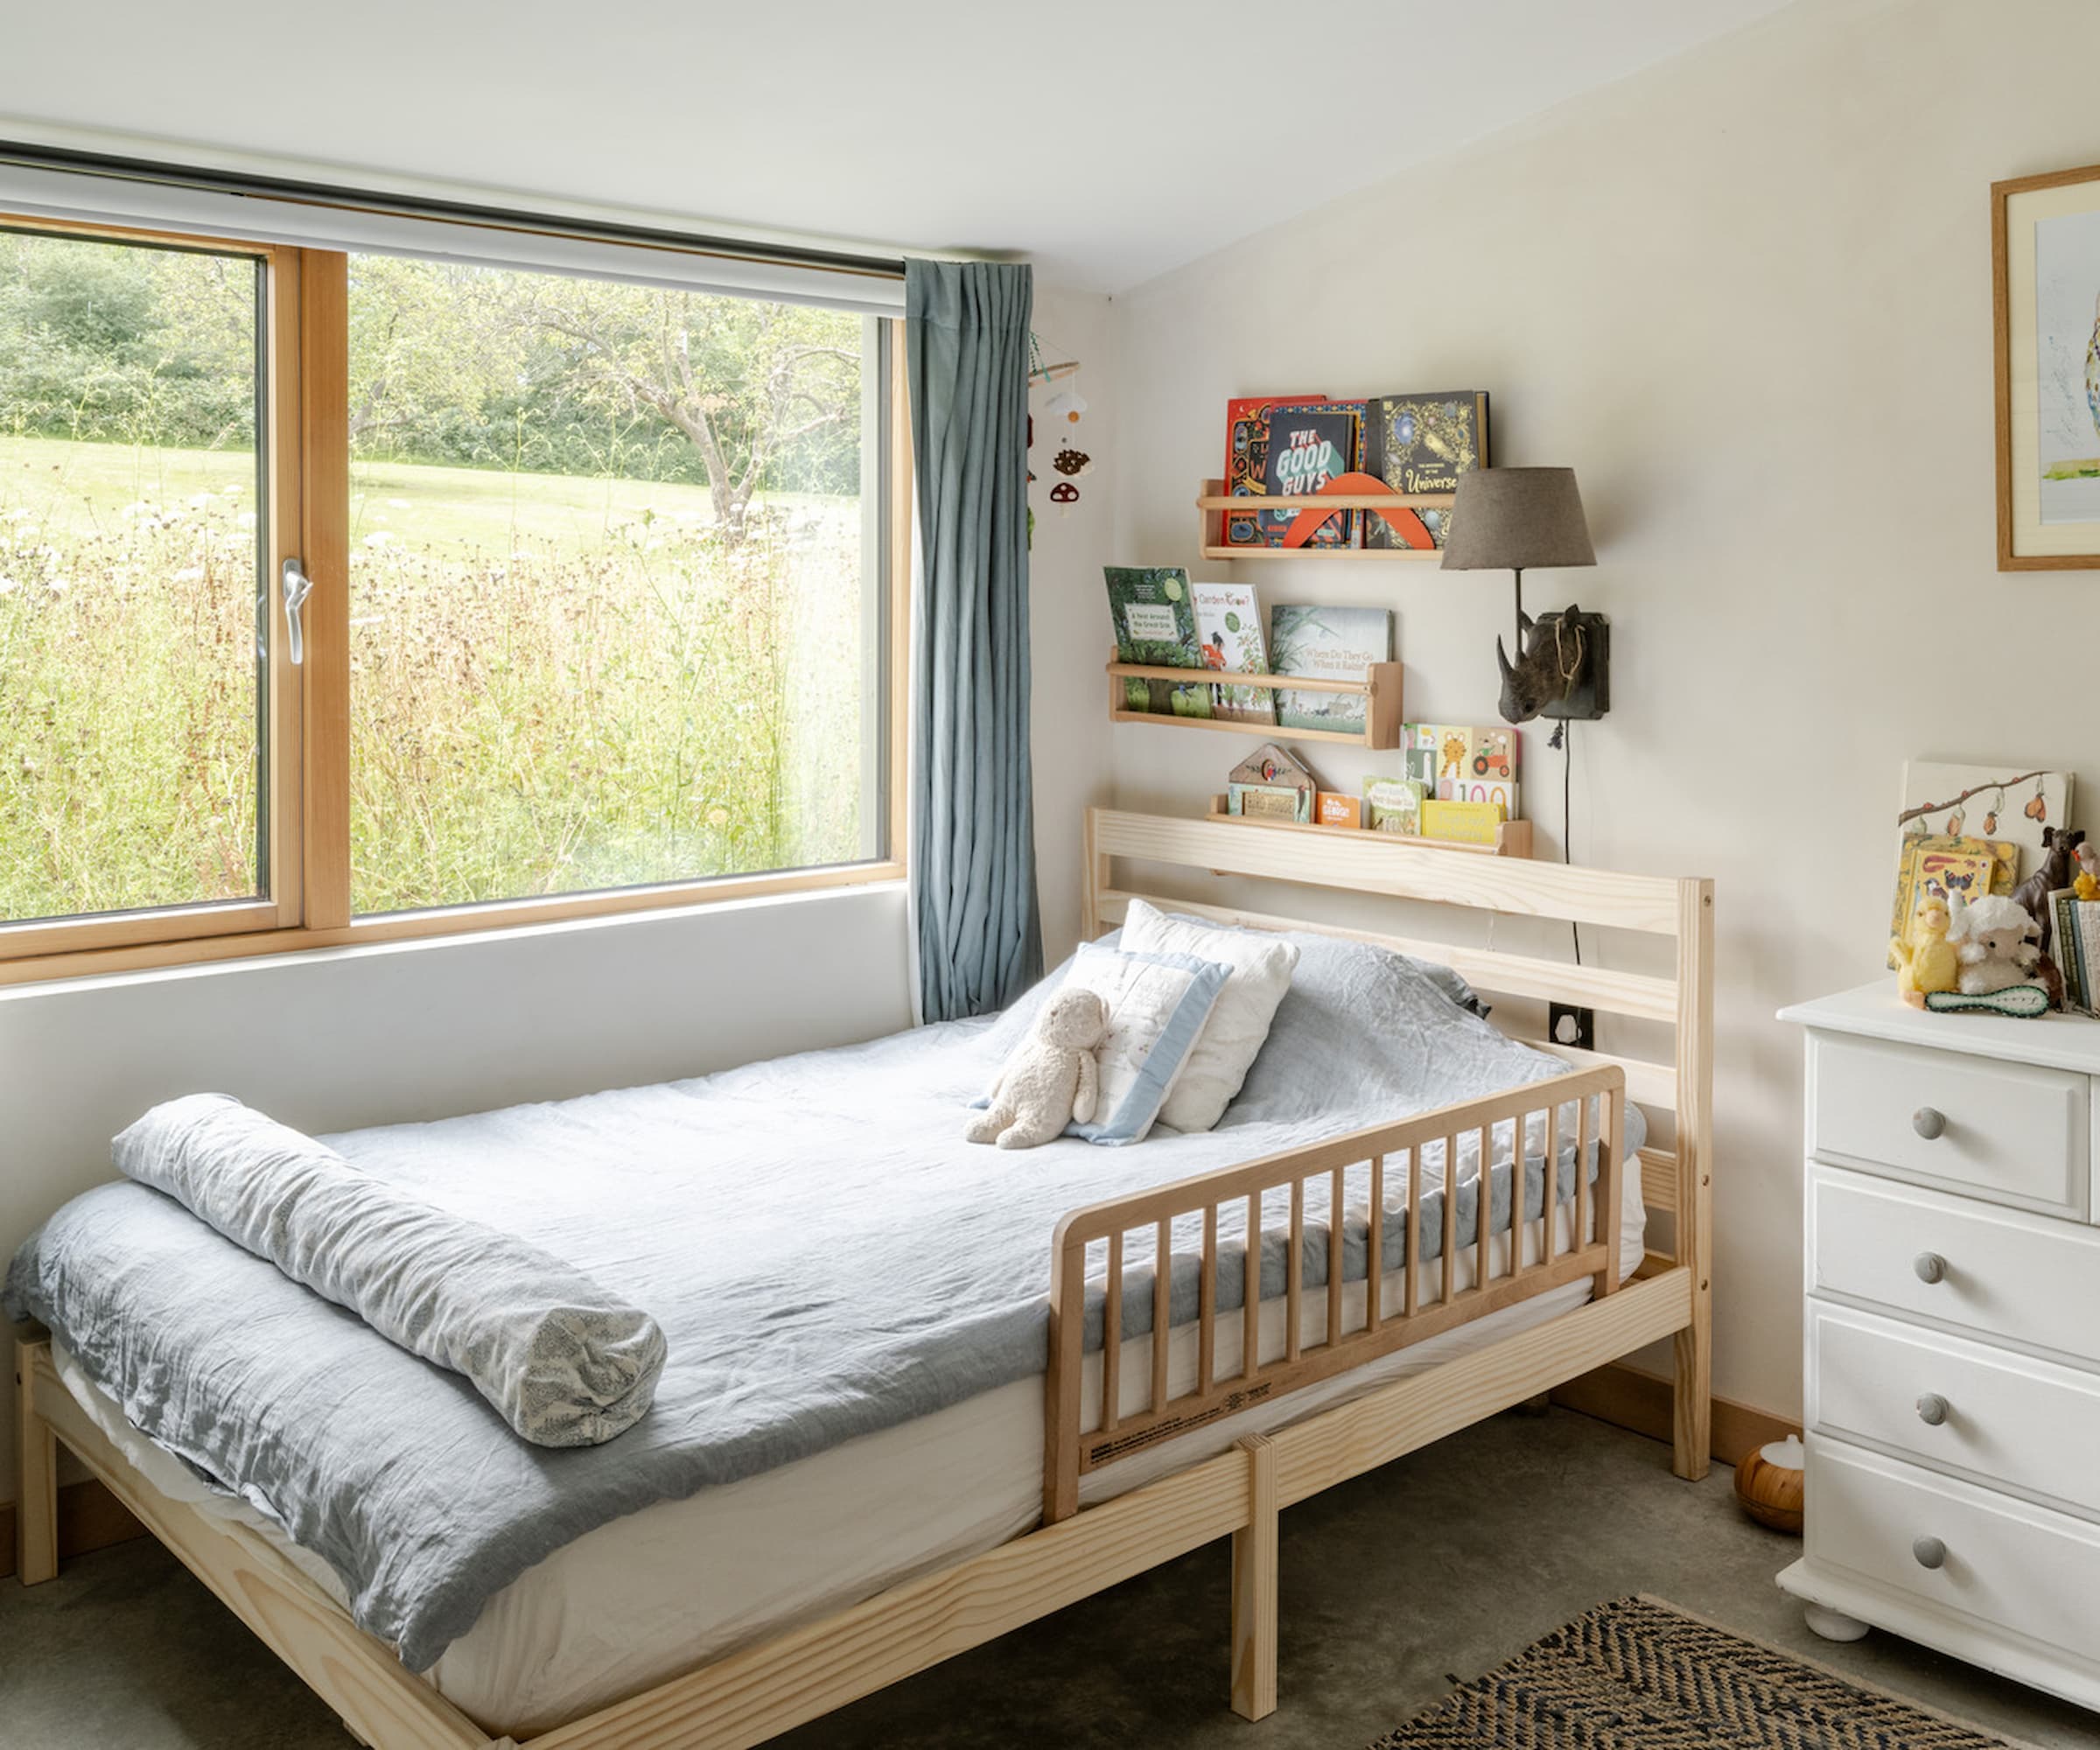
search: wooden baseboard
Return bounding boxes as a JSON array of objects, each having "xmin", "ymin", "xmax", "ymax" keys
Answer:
[
  {"xmin": 0, "ymin": 1477, "xmax": 146, "ymax": 1579},
  {"xmin": 1552, "ymin": 1362, "xmax": 1797, "ymax": 1466}
]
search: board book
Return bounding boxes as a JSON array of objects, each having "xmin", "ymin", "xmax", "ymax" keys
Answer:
[
  {"xmin": 1421, "ymin": 798, "xmax": 1505, "ymax": 845},
  {"xmin": 1223, "ymin": 395, "xmax": 1322, "ymax": 548},
  {"xmin": 1362, "ymin": 776, "xmax": 1425, "ymax": 836},
  {"xmin": 1362, "ymin": 391, "xmax": 1489, "ymax": 550},
  {"xmin": 1191, "ymin": 580, "xmax": 1276, "ymax": 724},
  {"xmin": 1256, "ymin": 401, "xmax": 1366, "ymax": 547},
  {"xmin": 1104, "ymin": 566, "xmax": 1210, "ymax": 717},
  {"xmin": 1269, "ymin": 604, "xmax": 1393, "ymax": 734},
  {"xmin": 1886, "ymin": 834, "xmax": 2019, "ymax": 967}
]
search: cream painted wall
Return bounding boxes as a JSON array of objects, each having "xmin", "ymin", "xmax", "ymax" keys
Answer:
[
  {"xmin": 1026, "ymin": 285, "xmax": 1118, "ymax": 960},
  {"xmin": 1102, "ymin": 0, "xmax": 2100, "ymax": 1420}
]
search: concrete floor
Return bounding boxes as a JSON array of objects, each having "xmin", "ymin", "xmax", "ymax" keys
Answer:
[{"xmin": 2, "ymin": 1409, "xmax": 2094, "ymax": 1748}]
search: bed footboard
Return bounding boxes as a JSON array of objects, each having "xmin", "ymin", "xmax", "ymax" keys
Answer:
[{"xmin": 1043, "ymin": 1067, "xmax": 1625, "ymax": 1523}]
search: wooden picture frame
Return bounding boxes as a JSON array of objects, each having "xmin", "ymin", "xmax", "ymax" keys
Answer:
[{"xmin": 1993, "ymin": 162, "xmax": 2100, "ymax": 568}]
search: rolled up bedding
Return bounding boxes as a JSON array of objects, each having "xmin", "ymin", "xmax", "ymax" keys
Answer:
[{"xmin": 114, "ymin": 1094, "xmax": 666, "ymax": 1448}]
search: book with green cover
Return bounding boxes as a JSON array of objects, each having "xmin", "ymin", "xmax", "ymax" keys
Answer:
[
  {"xmin": 1362, "ymin": 775, "xmax": 1426, "ymax": 836},
  {"xmin": 1267, "ymin": 604, "xmax": 1393, "ymax": 734},
  {"xmin": 1104, "ymin": 566, "xmax": 1211, "ymax": 716}
]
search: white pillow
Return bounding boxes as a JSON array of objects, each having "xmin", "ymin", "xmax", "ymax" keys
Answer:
[
  {"xmin": 1055, "ymin": 942, "xmax": 1231, "ymax": 1144},
  {"xmin": 1121, "ymin": 900, "xmax": 1298, "ymax": 1132}
]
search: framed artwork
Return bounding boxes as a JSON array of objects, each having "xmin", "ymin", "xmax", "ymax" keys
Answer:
[{"xmin": 1994, "ymin": 162, "xmax": 2100, "ymax": 567}]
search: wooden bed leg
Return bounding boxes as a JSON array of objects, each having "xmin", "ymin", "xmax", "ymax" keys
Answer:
[
  {"xmin": 1229, "ymin": 1432, "xmax": 1278, "ymax": 1721},
  {"xmin": 14, "ymin": 1335, "xmax": 59, "ymax": 1585},
  {"xmin": 1671, "ymin": 1318, "xmax": 1712, "ymax": 1481},
  {"xmin": 1671, "ymin": 878, "xmax": 1715, "ymax": 1483}
]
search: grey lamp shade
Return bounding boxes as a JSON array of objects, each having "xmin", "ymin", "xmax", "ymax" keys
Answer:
[{"xmin": 1440, "ymin": 468, "xmax": 1596, "ymax": 570}]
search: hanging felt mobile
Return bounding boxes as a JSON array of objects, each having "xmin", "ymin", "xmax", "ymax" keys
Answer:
[
  {"xmin": 1053, "ymin": 446, "xmax": 1091, "ymax": 478},
  {"xmin": 1042, "ymin": 387, "xmax": 1088, "ymax": 427},
  {"xmin": 1049, "ymin": 481, "xmax": 1080, "ymax": 505}
]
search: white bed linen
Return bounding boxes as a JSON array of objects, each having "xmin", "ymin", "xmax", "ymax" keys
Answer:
[{"xmin": 57, "ymin": 1171, "xmax": 1642, "ymax": 1737}]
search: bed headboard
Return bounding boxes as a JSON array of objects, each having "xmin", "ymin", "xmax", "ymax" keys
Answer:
[{"xmin": 1080, "ymin": 807, "xmax": 1713, "ymax": 1412}]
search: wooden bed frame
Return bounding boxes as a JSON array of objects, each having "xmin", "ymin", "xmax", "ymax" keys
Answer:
[{"xmin": 11, "ymin": 807, "xmax": 1714, "ymax": 1750}]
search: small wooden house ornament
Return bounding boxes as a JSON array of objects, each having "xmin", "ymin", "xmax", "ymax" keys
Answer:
[{"xmin": 1227, "ymin": 743, "xmax": 1320, "ymax": 823}]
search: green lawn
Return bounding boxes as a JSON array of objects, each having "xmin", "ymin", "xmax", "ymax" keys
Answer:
[{"xmin": 0, "ymin": 432, "xmax": 838, "ymax": 552}]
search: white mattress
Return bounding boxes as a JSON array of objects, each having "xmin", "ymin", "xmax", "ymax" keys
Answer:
[{"xmin": 60, "ymin": 1170, "xmax": 1643, "ymax": 1737}]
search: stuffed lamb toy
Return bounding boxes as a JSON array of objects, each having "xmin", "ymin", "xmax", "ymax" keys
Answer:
[
  {"xmin": 964, "ymin": 988, "xmax": 1109, "ymax": 1150},
  {"xmin": 1946, "ymin": 890, "xmax": 2041, "ymax": 995}
]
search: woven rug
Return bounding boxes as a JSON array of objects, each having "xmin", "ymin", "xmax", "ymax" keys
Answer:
[{"xmin": 1369, "ymin": 1595, "xmax": 2034, "ymax": 1748}]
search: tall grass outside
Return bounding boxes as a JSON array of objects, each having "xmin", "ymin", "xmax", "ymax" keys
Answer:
[{"xmin": 0, "ymin": 228, "xmax": 876, "ymax": 928}]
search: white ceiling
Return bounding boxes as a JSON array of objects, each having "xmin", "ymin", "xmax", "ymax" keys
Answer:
[{"xmin": 1, "ymin": 0, "xmax": 1795, "ymax": 292}]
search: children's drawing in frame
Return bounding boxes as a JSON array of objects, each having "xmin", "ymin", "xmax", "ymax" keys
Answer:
[{"xmin": 1996, "ymin": 161, "xmax": 2100, "ymax": 568}]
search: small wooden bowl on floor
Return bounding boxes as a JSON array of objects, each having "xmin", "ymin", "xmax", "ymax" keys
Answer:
[{"xmin": 1734, "ymin": 1437, "xmax": 1805, "ymax": 1535}]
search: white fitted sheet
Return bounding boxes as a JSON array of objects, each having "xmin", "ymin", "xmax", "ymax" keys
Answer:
[{"xmin": 56, "ymin": 1167, "xmax": 1642, "ymax": 1738}]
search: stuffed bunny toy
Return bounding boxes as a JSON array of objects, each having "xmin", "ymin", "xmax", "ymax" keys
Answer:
[{"xmin": 964, "ymin": 988, "xmax": 1109, "ymax": 1150}]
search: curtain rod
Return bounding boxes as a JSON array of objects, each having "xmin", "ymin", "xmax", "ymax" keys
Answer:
[{"xmin": 0, "ymin": 139, "xmax": 908, "ymax": 281}]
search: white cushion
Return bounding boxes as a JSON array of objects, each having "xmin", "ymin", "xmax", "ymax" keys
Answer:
[
  {"xmin": 1120, "ymin": 899, "xmax": 1298, "ymax": 1131},
  {"xmin": 1054, "ymin": 942, "xmax": 1231, "ymax": 1144}
]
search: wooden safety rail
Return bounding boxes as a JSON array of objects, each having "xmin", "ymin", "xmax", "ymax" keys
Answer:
[{"xmin": 1044, "ymin": 1068, "xmax": 1625, "ymax": 1521}]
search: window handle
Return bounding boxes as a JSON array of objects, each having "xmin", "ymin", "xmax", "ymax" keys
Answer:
[{"xmin": 281, "ymin": 558, "xmax": 315, "ymax": 667}]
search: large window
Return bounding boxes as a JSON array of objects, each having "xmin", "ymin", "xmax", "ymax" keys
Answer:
[{"xmin": 0, "ymin": 214, "xmax": 904, "ymax": 980}]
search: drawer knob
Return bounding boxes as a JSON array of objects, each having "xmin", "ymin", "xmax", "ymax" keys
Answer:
[
  {"xmin": 1914, "ymin": 1251, "xmax": 1948, "ymax": 1284},
  {"xmin": 1912, "ymin": 1107, "xmax": 1947, "ymax": 1140},
  {"xmin": 1913, "ymin": 1535, "xmax": 1948, "ymax": 1571},
  {"xmin": 1916, "ymin": 1392, "xmax": 1950, "ymax": 1426}
]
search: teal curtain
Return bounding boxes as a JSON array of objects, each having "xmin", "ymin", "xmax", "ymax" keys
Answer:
[{"xmin": 906, "ymin": 259, "xmax": 1040, "ymax": 1020}]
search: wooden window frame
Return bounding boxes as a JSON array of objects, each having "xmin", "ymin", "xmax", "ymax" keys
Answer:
[{"xmin": 0, "ymin": 220, "xmax": 910, "ymax": 990}]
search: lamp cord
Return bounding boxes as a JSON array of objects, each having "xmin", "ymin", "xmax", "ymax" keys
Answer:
[{"xmin": 1552, "ymin": 718, "xmax": 1581, "ymax": 966}]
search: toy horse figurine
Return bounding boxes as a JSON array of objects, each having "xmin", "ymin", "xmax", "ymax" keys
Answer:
[{"xmin": 2013, "ymin": 825, "xmax": 2084, "ymax": 956}]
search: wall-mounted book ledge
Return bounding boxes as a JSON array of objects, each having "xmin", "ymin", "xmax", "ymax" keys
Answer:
[
  {"xmin": 1196, "ymin": 478, "xmax": 1453, "ymax": 563},
  {"xmin": 1206, "ymin": 795, "xmax": 1533, "ymax": 858},
  {"xmin": 1107, "ymin": 656, "xmax": 1405, "ymax": 748}
]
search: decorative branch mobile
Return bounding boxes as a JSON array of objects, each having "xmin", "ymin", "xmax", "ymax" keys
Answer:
[{"xmin": 1028, "ymin": 330, "xmax": 1090, "ymax": 542}]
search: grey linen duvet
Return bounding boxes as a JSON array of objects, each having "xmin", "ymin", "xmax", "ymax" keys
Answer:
[{"xmin": 4, "ymin": 933, "xmax": 1641, "ymax": 1672}]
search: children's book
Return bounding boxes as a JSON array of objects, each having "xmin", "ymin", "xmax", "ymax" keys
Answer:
[
  {"xmin": 1104, "ymin": 565, "xmax": 1211, "ymax": 717},
  {"xmin": 1897, "ymin": 762, "xmax": 2073, "ymax": 886},
  {"xmin": 1268, "ymin": 605, "xmax": 1393, "ymax": 734},
  {"xmin": 1318, "ymin": 792, "xmax": 1363, "ymax": 829},
  {"xmin": 2052, "ymin": 890, "xmax": 2100, "ymax": 1015},
  {"xmin": 1362, "ymin": 776, "xmax": 1425, "ymax": 836},
  {"xmin": 1191, "ymin": 580, "xmax": 1276, "ymax": 724},
  {"xmin": 1399, "ymin": 724, "xmax": 1442, "ymax": 788},
  {"xmin": 1466, "ymin": 725, "xmax": 1519, "ymax": 784},
  {"xmin": 1422, "ymin": 798, "xmax": 1506, "ymax": 845},
  {"xmin": 1223, "ymin": 395, "xmax": 1323, "ymax": 547},
  {"xmin": 1362, "ymin": 391, "xmax": 1489, "ymax": 550},
  {"xmin": 1256, "ymin": 401, "xmax": 1366, "ymax": 547},
  {"xmin": 1445, "ymin": 777, "xmax": 1518, "ymax": 817},
  {"xmin": 1412, "ymin": 723, "xmax": 1475, "ymax": 797},
  {"xmin": 1886, "ymin": 834, "xmax": 2019, "ymax": 967}
]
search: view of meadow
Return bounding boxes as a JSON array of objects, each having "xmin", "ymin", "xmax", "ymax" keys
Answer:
[{"xmin": 0, "ymin": 228, "xmax": 875, "ymax": 926}]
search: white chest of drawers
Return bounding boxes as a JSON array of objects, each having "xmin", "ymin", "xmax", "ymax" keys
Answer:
[{"xmin": 1778, "ymin": 982, "xmax": 2100, "ymax": 1711}]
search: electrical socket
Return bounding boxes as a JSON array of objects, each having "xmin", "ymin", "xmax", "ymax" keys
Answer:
[{"xmin": 1549, "ymin": 1003, "xmax": 1595, "ymax": 1053}]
